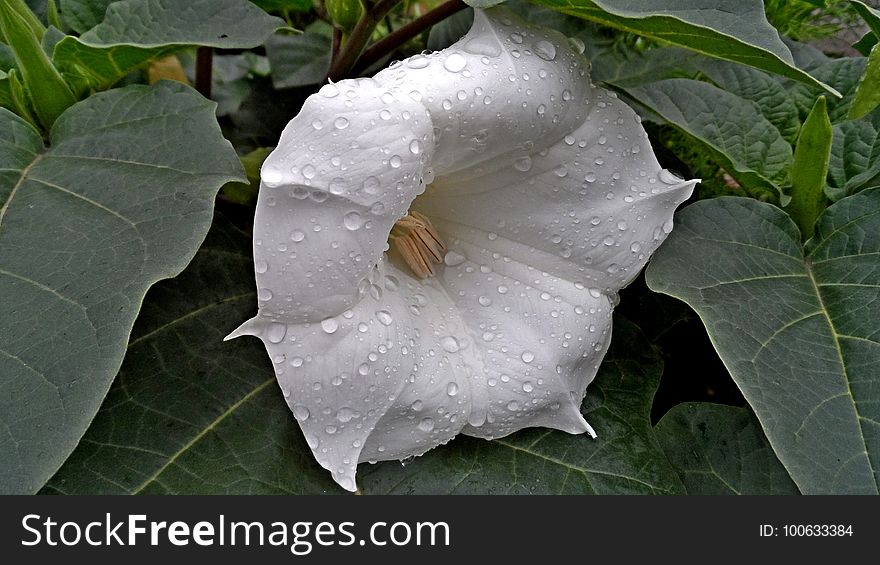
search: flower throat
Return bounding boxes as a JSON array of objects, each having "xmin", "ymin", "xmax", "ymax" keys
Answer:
[{"xmin": 390, "ymin": 211, "xmax": 446, "ymax": 279}]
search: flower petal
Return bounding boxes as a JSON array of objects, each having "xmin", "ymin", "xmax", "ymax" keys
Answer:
[
  {"xmin": 243, "ymin": 259, "xmax": 474, "ymax": 491},
  {"xmin": 238, "ymin": 77, "xmax": 434, "ymax": 325}
]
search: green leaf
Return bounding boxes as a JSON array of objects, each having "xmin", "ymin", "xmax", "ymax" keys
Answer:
[
  {"xmin": 1, "ymin": 0, "xmax": 46, "ymax": 41},
  {"xmin": 53, "ymin": 0, "xmax": 286, "ymax": 93},
  {"xmin": 789, "ymin": 58, "xmax": 867, "ymax": 124},
  {"xmin": 0, "ymin": 81, "xmax": 245, "ymax": 494},
  {"xmin": 358, "ymin": 320, "xmax": 685, "ymax": 494},
  {"xmin": 44, "ymin": 214, "xmax": 340, "ymax": 495},
  {"xmin": 594, "ymin": 46, "xmax": 702, "ymax": 89},
  {"xmin": 699, "ymin": 60, "xmax": 801, "ymax": 143},
  {"xmin": 0, "ymin": 1, "xmax": 76, "ymax": 128},
  {"xmin": 850, "ymin": 43, "xmax": 880, "ymax": 120},
  {"xmin": 850, "ymin": 1, "xmax": 880, "ymax": 38},
  {"xmin": 828, "ymin": 106, "xmax": 880, "ymax": 200},
  {"xmin": 59, "ymin": 0, "xmax": 115, "ymax": 34},
  {"xmin": 529, "ymin": 0, "xmax": 838, "ymax": 95},
  {"xmin": 655, "ymin": 403, "xmax": 799, "ymax": 495},
  {"xmin": 251, "ymin": 0, "xmax": 313, "ymax": 12},
  {"xmin": 787, "ymin": 96, "xmax": 832, "ymax": 240},
  {"xmin": 646, "ymin": 191, "xmax": 880, "ymax": 494},
  {"xmin": 0, "ymin": 68, "xmax": 39, "ymax": 127},
  {"xmin": 265, "ymin": 27, "xmax": 331, "ymax": 89},
  {"xmin": 625, "ymin": 78, "xmax": 792, "ymax": 197},
  {"xmin": 427, "ymin": 7, "xmax": 473, "ymax": 51},
  {"xmin": 221, "ymin": 146, "xmax": 272, "ymax": 204}
]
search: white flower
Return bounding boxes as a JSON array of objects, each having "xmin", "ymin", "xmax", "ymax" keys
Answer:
[{"xmin": 227, "ymin": 7, "xmax": 697, "ymax": 491}]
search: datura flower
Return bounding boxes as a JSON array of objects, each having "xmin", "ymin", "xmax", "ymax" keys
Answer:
[{"xmin": 227, "ymin": 7, "xmax": 696, "ymax": 491}]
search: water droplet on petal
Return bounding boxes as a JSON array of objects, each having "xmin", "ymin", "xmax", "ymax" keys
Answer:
[
  {"xmin": 293, "ymin": 404, "xmax": 310, "ymax": 421},
  {"xmin": 343, "ymin": 211, "xmax": 363, "ymax": 230},
  {"xmin": 478, "ymin": 295, "xmax": 492, "ymax": 307},
  {"xmin": 534, "ymin": 40, "xmax": 557, "ymax": 61},
  {"xmin": 267, "ymin": 322, "xmax": 286, "ymax": 344},
  {"xmin": 515, "ymin": 156, "xmax": 532, "ymax": 172},
  {"xmin": 302, "ymin": 164, "xmax": 316, "ymax": 179},
  {"xmin": 390, "ymin": 155, "xmax": 402, "ymax": 168},
  {"xmin": 254, "ymin": 258, "xmax": 268, "ymax": 274},
  {"xmin": 409, "ymin": 140, "xmax": 422, "ymax": 155},
  {"xmin": 446, "ymin": 382, "xmax": 459, "ymax": 396},
  {"xmin": 522, "ymin": 382, "xmax": 534, "ymax": 393},
  {"xmin": 507, "ymin": 400, "xmax": 520, "ymax": 411},
  {"xmin": 336, "ymin": 407, "xmax": 354, "ymax": 423},
  {"xmin": 444, "ymin": 251, "xmax": 466, "ymax": 266},
  {"xmin": 418, "ymin": 417, "xmax": 435, "ymax": 432},
  {"xmin": 321, "ymin": 318, "xmax": 339, "ymax": 334},
  {"xmin": 291, "ymin": 230, "xmax": 305, "ymax": 242},
  {"xmin": 443, "ymin": 52, "xmax": 467, "ymax": 73},
  {"xmin": 376, "ymin": 310, "xmax": 393, "ymax": 326},
  {"xmin": 334, "ymin": 117, "xmax": 349, "ymax": 130},
  {"xmin": 521, "ymin": 350, "xmax": 535, "ymax": 363},
  {"xmin": 440, "ymin": 336, "xmax": 460, "ymax": 353}
]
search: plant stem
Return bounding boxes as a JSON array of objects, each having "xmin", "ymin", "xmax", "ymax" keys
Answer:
[
  {"xmin": 326, "ymin": 0, "xmax": 401, "ymax": 81},
  {"xmin": 331, "ymin": 27, "xmax": 342, "ymax": 65},
  {"xmin": 195, "ymin": 47, "xmax": 213, "ymax": 99},
  {"xmin": 355, "ymin": 0, "xmax": 468, "ymax": 75}
]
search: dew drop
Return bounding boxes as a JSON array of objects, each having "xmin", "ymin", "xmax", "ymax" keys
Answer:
[
  {"xmin": 521, "ymin": 350, "xmax": 535, "ymax": 363},
  {"xmin": 514, "ymin": 156, "xmax": 533, "ymax": 172},
  {"xmin": 302, "ymin": 164, "xmax": 316, "ymax": 179},
  {"xmin": 507, "ymin": 400, "xmax": 520, "ymax": 411},
  {"xmin": 376, "ymin": 310, "xmax": 393, "ymax": 326},
  {"xmin": 534, "ymin": 40, "xmax": 557, "ymax": 61},
  {"xmin": 418, "ymin": 417, "xmax": 435, "ymax": 432},
  {"xmin": 447, "ymin": 382, "xmax": 459, "ymax": 396},
  {"xmin": 266, "ymin": 322, "xmax": 286, "ymax": 344},
  {"xmin": 254, "ymin": 258, "xmax": 268, "ymax": 274},
  {"xmin": 293, "ymin": 404, "xmax": 310, "ymax": 421},
  {"xmin": 443, "ymin": 53, "xmax": 467, "ymax": 73},
  {"xmin": 389, "ymin": 155, "xmax": 402, "ymax": 168},
  {"xmin": 440, "ymin": 336, "xmax": 460, "ymax": 353},
  {"xmin": 409, "ymin": 139, "xmax": 422, "ymax": 155},
  {"xmin": 343, "ymin": 211, "xmax": 363, "ymax": 230},
  {"xmin": 334, "ymin": 117, "xmax": 349, "ymax": 130},
  {"xmin": 336, "ymin": 407, "xmax": 354, "ymax": 423},
  {"xmin": 444, "ymin": 251, "xmax": 466, "ymax": 266},
  {"xmin": 321, "ymin": 318, "xmax": 339, "ymax": 334},
  {"xmin": 478, "ymin": 295, "xmax": 492, "ymax": 307},
  {"xmin": 522, "ymin": 382, "xmax": 534, "ymax": 393}
]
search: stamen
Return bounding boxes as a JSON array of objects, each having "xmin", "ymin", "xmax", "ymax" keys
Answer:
[{"xmin": 390, "ymin": 211, "xmax": 446, "ymax": 279}]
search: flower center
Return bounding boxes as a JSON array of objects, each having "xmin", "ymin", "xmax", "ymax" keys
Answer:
[{"xmin": 389, "ymin": 211, "xmax": 446, "ymax": 279}]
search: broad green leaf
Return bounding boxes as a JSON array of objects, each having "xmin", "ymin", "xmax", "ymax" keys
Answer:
[
  {"xmin": 594, "ymin": 46, "xmax": 701, "ymax": 89},
  {"xmin": 60, "ymin": 0, "xmax": 115, "ymax": 34},
  {"xmin": 427, "ymin": 7, "xmax": 473, "ymax": 51},
  {"xmin": 529, "ymin": 0, "xmax": 837, "ymax": 95},
  {"xmin": 358, "ymin": 320, "xmax": 685, "ymax": 494},
  {"xmin": 625, "ymin": 78, "xmax": 792, "ymax": 196},
  {"xmin": 699, "ymin": 60, "xmax": 801, "ymax": 143},
  {"xmin": 251, "ymin": 0, "xmax": 313, "ymax": 12},
  {"xmin": 655, "ymin": 403, "xmax": 799, "ymax": 495},
  {"xmin": 854, "ymin": 32, "xmax": 877, "ymax": 57},
  {"xmin": 0, "ymin": 2, "xmax": 76, "ymax": 128},
  {"xmin": 44, "ymin": 215, "xmax": 339, "ymax": 495},
  {"xmin": 0, "ymin": 81, "xmax": 245, "ymax": 494},
  {"xmin": 2, "ymin": 0, "xmax": 46, "ymax": 41},
  {"xmin": 646, "ymin": 191, "xmax": 880, "ymax": 494},
  {"xmin": 787, "ymin": 96, "xmax": 832, "ymax": 240},
  {"xmin": 789, "ymin": 57, "xmax": 867, "ymax": 123},
  {"xmin": 265, "ymin": 28, "xmax": 331, "ymax": 89},
  {"xmin": 828, "ymin": 106, "xmax": 880, "ymax": 199},
  {"xmin": 783, "ymin": 37, "xmax": 831, "ymax": 72},
  {"xmin": 53, "ymin": 0, "xmax": 286, "ymax": 93},
  {"xmin": 850, "ymin": 1, "xmax": 880, "ymax": 38},
  {"xmin": 849, "ymin": 43, "xmax": 880, "ymax": 119}
]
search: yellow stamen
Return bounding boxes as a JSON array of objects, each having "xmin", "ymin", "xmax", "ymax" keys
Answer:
[{"xmin": 390, "ymin": 211, "xmax": 446, "ymax": 279}]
